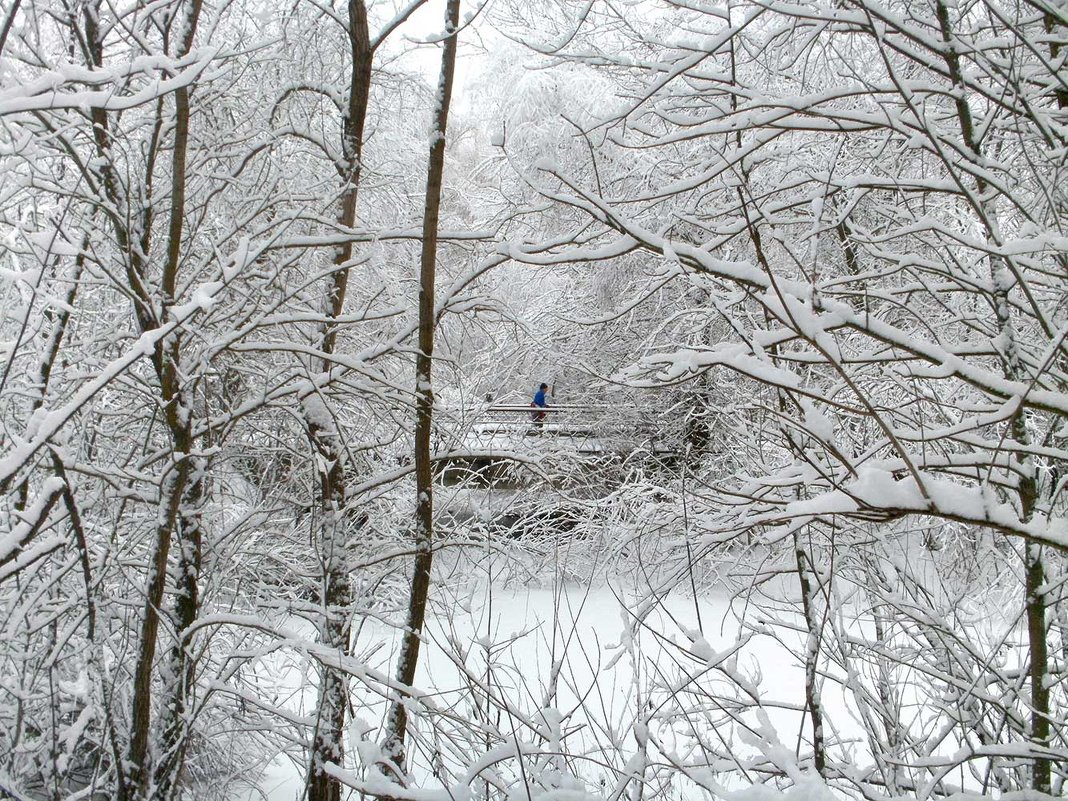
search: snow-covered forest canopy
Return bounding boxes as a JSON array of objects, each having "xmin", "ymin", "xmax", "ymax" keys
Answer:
[{"xmin": 2, "ymin": 0, "xmax": 1067, "ymax": 798}]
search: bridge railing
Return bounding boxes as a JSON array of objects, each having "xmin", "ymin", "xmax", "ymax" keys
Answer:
[
  {"xmin": 464, "ymin": 403, "xmax": 678, "ymax": 456},
  {"xmin": 438, "ymin": 402, "xmax": 679, "ymax": 486},
  {"xmin": 464, "ymin": 405, "xmax": 602, "ymax": 455}
]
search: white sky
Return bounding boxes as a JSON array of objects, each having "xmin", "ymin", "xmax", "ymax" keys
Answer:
[{"xmin": 381, "ymin": 0, "xmax": 489, "ymax": 109}]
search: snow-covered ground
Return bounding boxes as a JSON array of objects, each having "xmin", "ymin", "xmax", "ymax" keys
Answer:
[{"xmin": 245, "ymin": 575, "xmax": 849, "ymax": 801}]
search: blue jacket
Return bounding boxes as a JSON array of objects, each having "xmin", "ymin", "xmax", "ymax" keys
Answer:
[{"xmin": 533, "ymin": 389, "xmax": 548, "ymax": 407}]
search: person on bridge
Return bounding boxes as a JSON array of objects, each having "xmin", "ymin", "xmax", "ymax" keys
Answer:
[{"xmin": 531, "ymin": 383, "xmax": 550, "ymax": 426}]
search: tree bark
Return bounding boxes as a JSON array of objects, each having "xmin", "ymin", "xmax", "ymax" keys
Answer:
[
  {"xmin": 381, "ymin": 0, "xmax": 462, "ymax": 778},
  {"xmin": 932, "ymin": 3, "xmax": 1049, "ymax": 789},
  {"xmin": 155, "ymin": 464, "xmax": 206, "ymax": 801},
  {"xmin": 304, "ymin": 4, "xmax": 372, "ymax": 800},
  {"xmin": 793, "ymin": 531, "xmax": 826, "ymax": 776},
  {"xmin": 123, "ymin": 0, "xmax": 205, "ymax": 794}
]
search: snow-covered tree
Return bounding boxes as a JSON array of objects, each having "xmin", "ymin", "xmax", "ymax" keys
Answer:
[{"xmin": 497, "ymin": 0, "xmax": 1068, "ymax": 793}]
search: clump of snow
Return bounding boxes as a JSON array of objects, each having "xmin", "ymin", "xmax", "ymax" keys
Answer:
[
  {"xmin": 26, "ymin": 229, "xmax": 82, "ymax": 256},
  {"xmin": 302, "ymin": 393, "xmax": 336, "ymax": 435},
  {"xmin": 799, "ymin": 398, "xmax": 832, "ymax": 441},
  {"xmin": 723, "ymin": 775, "xmax": 836, "ymax": 801},
  {"xmin": 350, "ymin": 717, "xmax": 382, "ymax": 766},
  {"xmin": 684, "ymin": 627, "xmax": 716, "ymax": 661}
]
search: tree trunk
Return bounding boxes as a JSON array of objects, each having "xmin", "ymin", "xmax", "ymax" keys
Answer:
[
  {"xmin": 304, "ymin": 4, "xmax": 372, "ymax": 800},
  {"xmin": 123, "ymin": 0, "xmax": 205, "ymax": 793},
  {"xmin": 381, "ymin": 0, "xmax": 462, "ymax": 778},
  {"xmin": 932, "ymin": 3, "xmax": 1049, "ymax": 788},
  {"xmin": 869, "ymin": 608, "xmax": 902, "ymax": 794},
  {"xmin": 155, "ymin": 465, "xmax": 206, "ymax": 801},
  {"xmin": 793, "ymin": 531, "xmax": 826, "ymax": 776}
]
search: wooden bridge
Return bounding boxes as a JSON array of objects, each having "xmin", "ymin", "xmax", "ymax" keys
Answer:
[{"xmin": 438, "ymin": 403, "xmax": 677, "ymax": 486}]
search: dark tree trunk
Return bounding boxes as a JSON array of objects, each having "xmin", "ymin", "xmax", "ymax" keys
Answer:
[
  {"xmin": 122, "ymin": 0, "xmax": 205, "ymax": 794},
  {"xmin": 155, "ymin": 466, "xmax": 206, "ymax": 801},
  {"xmin": 381, "ymin": 0, "xmax": 462, "ymax": 778},
  {"xmin": 932, "ymin": 3, "xmax": 1050, "ymax": 788},
  {"xmin": 305, "ymin": 4, "xmax": 372, "ymax": 800},
  {"xmin": 794, "ymin": 532, "xmax": 826, "ymax": 776}
]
